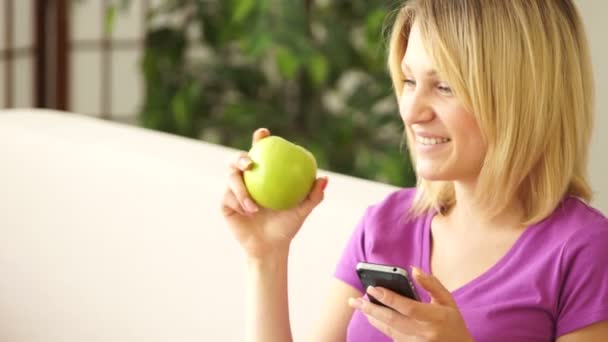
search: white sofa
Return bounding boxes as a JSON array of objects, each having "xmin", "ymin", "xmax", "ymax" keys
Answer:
[{"xmin": 0, "ymin": 109, "xmax": 398, "ymax": 342}]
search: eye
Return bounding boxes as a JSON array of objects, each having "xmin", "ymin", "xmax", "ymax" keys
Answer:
[
  {"xmin": 437, "ymin": 83, "xmax": 453, "ymax": 95},
  {"xmin": 402, "ymin": 78, "xmax": 416, "ymax": 88}
]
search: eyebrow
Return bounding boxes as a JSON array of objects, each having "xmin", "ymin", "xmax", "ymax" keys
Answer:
[{"xmin": 401, "ymin": 62, "xmax": 438, "ymax": 77}]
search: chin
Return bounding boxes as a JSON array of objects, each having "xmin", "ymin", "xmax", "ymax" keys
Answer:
[
  {"xmin": 417, "ymin": 173, "xmax": 448, "ymax": 181},
  {"xmin": 415, "ymin": 164, "xmax": 452, "ymax": 181}
]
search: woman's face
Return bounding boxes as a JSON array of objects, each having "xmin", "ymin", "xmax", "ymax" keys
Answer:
[{"xmin": 399, "ymin": 22, "xmax": 486, "ymax": 184}]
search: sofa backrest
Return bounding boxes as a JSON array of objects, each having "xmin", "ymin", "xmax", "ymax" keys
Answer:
[{"xmin": 0, "ymin": 109, "xmax": 397, "ymax": 342}]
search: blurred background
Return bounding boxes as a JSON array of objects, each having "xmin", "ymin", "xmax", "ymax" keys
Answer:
[
  {"xmin": 1, "ymin": 0, "xmax": 416, "ymax": 188},
  {"xmin": 1, "ymin": 0, "xmax": 606, "ymax": 203}
]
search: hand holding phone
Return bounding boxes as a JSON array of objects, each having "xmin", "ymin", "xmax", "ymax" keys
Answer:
[{"xmin": 356, "ymin": 262, "xmax": 420, "ymax": 307}]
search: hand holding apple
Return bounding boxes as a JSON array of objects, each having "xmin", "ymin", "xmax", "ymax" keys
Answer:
[
  {"xmin": 220, "ymin": 128, "xmax": 328, "ymax": 260},
  {"xmin": 244, "ymin": 136, "xmax": 317, "ymax": 210}
]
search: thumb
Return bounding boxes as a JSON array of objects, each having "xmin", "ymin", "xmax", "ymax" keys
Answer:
[
  {"xmin": 412, "ymin": 266, "xmax": 457, "ymax": 308},
  {"xmin": 297, "ymin": 176, "xmax": 328, "ymax": 216}
]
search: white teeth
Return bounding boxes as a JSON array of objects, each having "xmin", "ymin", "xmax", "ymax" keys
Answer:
[{"xmin": 416, "ymin": 136, "xmax": 451, "ymax": 146}]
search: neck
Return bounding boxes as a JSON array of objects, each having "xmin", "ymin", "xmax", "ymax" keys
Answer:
[{"xmin": 444, "ymin": 181, "xmax": 525, "ymax": 233}]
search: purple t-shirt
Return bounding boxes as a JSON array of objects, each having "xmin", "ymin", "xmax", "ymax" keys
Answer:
[{"xmin": 335, "ymin": 188, "xmax": 608, "ymax": 341}]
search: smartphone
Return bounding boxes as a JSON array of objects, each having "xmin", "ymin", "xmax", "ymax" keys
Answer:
[{"xmin": 356, "ymin": 262, "xmax": 420, "ymax": 307}]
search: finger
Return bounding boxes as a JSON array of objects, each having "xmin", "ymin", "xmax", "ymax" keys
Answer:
[
  {"xmin": 349, "ymin": 297, "xmax": 421, "ymax": 339},
  {"xmin": 221, "ymin": 188, "xmax": 248, "ymax": 217},
  {"xmin": 229, "ymin": 153, "xmax": 254, "ymax": 172},
  {"xmin": 252, "ymin": 128, "xmax": 270, "ymax": 145},
  {"xmin": 367, "ymin": 286, "xmax": 441, "ymax": 322},
  {"xmin": 412, "ymin": 267, "xmax": 457, "ymax": 308},
  {"xmin": 296, "ymin": 176, "xmax": 328, "ymax": 216},
  {"xmin": 227, "ymin": 170, "xmax": 259, "ymax": 213}
]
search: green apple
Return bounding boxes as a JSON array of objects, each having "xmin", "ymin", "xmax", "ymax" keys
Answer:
[{"xmin": 243, "ymin": 136, "xmax": 317, "ymax": 210}]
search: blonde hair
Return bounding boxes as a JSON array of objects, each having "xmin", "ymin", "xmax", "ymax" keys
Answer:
[{"xmin": 388, "ymin": 0, "xmax": 594, "ymax": 225}]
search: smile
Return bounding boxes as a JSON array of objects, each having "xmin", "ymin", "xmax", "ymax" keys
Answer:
[{"xmin": 415, "ymin": 136, "xmax": 451, "ymax": 146}]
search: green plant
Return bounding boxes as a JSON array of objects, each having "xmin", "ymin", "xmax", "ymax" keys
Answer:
[{"xmin": 114, "ymin": 0, "xmax": 415, "ymax": 187}]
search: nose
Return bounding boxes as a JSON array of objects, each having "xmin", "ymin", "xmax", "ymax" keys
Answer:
[{"xmin": 399, "ymin": 90, "xmax": 434, "ymax": 126}]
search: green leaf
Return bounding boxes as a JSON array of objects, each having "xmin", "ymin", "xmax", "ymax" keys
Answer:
[
  {"xmin": 276, "ymin": 47, "xmax": 300, "ymax": 79},
  {"xmin": 171, "ymin": 89, "xmax": 189, "ymax": 135},
  {"xmin": 243, "ymin": 32, "xmax": 272, "ymax": 57},
  {"xmin": 308, "ymin": 53, "xmax": 329, "ymax": 87},
  {"xmin": 232, "ymin": 0, "xmax": 256, "ymax": 23},
  {"xmin": 366, "ymin": 9, "xmax": 386, "ymax": 36}
]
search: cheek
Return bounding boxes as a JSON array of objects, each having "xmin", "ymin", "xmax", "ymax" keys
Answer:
[
  {"xmin": 398, "ymin": 98, "xmax": 409, "ymax": 122},
  {"xmin": 398, "ymin": 91, "xmax": 419, "ymax": 124},
  {"xmin": 453, "ymin": 116, "xmax": 486, "ymax": 158}
]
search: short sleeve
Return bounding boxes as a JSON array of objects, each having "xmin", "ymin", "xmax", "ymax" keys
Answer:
[
  {"xmin": 333, "ymin": 208, "xmax": 369, "ymax": 293},
  {"xmin": 556, "ymin": 225, "xmax": 608, "ymax": 337}
]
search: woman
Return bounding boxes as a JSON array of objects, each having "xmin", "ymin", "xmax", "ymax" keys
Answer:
[{"xmin": 220, "ymin": 0, "xmax": 608, "ymax": 341}]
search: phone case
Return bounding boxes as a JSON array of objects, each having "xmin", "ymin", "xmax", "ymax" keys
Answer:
[{"xmin": 356, "ymin": 262, "xmax": 420, "ymax": 306}]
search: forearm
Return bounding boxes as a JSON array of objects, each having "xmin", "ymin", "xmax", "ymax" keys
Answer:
[{"xmin": 245, "ymin": 246, "xmax": 293, "ymax": 342}]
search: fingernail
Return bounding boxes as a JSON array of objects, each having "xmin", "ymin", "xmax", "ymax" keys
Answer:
[
  {"xmin": 412, "ymin": 266, "xmax": 426, "ymax": 279},
  {"xmin": 244, "ymin": 198, "xmax": 258, "ymax": 212},
  {"xmin": 321, "ymin": 177, "xmax": 329, "ymax": 191},
  {"xmin": 348, "ymin": 297, "xmax": 363, "ymax": 309},
  {"xmin": 238, "ymin": 156, "xmax": 252, "ymax": 170},
  {"xmin": 367, "ymin": 286, "xmax": 383, "ymax": 300}
]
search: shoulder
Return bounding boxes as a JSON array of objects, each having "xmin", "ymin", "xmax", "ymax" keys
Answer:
[
  {"xmin": 544, "ymin": 197, "xmax": 608, "ymax": 265},
  {"xmin": 558, "ymin": 197, "xmax": 606, "ymax": 226},
  {"xmin": 549, "ymin": 199, "xmax": 608, "ymax": 336},
  {"xmin": 358, "ymin": 187, "xmax": 428, "ymax": 239},
  {"xmin": 514, "ymin": 197, "xmax": 608, "ymax": 272},
  {"xmin": 550, "ymin": 197, "xmax": 608, "ymax": 243},
  {"xmin": 354, "ymin": 187, "xmax": 427, "ymax": 264},
  {"xmin": 363, "ymin": 187, "xmax": 419, "ymax": 222}
]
